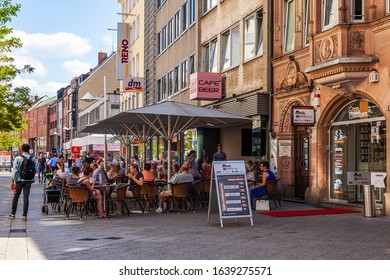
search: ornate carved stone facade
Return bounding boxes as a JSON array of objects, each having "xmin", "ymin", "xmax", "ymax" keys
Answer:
[
  {"xmin": 278, "ymin": 97, "xmax": 310, "ymax": 133},
  {"xmin": 350, "ymin": 31, "xmax": 365, "ymax": 55},
  {"xmin": 314, "ymin": 34, "xmax": 339, "ymax": 64},
  {"xmin": 278, "ymin": 60, "xmax": 307, "ymax": 91}
]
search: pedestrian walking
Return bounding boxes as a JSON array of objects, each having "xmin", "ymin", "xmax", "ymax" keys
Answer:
[
  {"xmin": 37, "ymin": 153, "xmax": 46, "ymax": 183},
  {"xmin": 9, "ymin": 144, "xmax": 38, "ymax": 221}
]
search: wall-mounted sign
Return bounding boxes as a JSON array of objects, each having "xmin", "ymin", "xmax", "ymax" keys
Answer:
[
  {"xmin": 92, "ymin": 144, "xmax": 120, "ymax": 151},
  {"xmin": 291, "ymin": 106, "xmax": 315, "ymax": 126},
  {"xmin": 116, "ymin": 22, "xmax": 130, "ymax": 80},
  {"xmin": 189, "ymin": 72, "xmax": 222, "ymax": 100},
  {"xmin": 71, "ymin": 146, "xmax": 81, "ymax": 154},
  {"xmin": 347, "ymin": 172, "xmax": 371, "ymax": 185},
  {"xmin": 371, "ymin": 172, "xmax": 386, "ymax": 188},
  {"xmin": 279, "ymin": 140, "xmax": 292, "ymax": 157},
  {"xmin": 123, "ymin": 76, "xmax": 144, "ymax": 92}
]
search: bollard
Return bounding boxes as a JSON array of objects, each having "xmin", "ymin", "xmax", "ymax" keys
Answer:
[{"xmin": 363, "ymin": 185, "xmax": 375, "ymax": 217}]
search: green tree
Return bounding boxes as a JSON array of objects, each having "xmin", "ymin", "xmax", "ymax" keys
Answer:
[
  {"xmin": 0, "ymin": 0, "xmax": 34, "ymax": 132},
  {"xmin": 0, "ymin": 121, "xmax": 26, "ymax": 150}
]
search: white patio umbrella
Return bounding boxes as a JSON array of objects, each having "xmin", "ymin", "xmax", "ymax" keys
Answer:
[{"xmin": 81, "ymin": 101, "xmax": 251, "ymax": 181}]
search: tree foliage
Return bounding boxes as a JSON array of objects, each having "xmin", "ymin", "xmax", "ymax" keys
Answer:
[
  {"xmin": 0, "ymin": 121, "xmax": 26, "ymax": 150},
  {"xmin": 0, "ymin": 0, "xmax": 34, "ymax": 132}
]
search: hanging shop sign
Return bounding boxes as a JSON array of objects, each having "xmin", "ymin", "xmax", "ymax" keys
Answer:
[
  {"xmin": 123, "ymin": 76, "xmax": 144, "ymax": 92},
  {"xmin": 291, "ymin": 106, "xmax": 315, "ymax": 126},
  {"xmin": 71, "ymin": 146, "xmax": 81, "ymax": 154},
  {"xmin": 116, "ymin": 22, "xmax": 130, "ymax": 80},
  {"xmin": 189, "ymin": 72, "xmax": 222, "ymax": 100},
  {"xmin": 371, "ymin": 172, "xmax": 386, "ymax": 188}
]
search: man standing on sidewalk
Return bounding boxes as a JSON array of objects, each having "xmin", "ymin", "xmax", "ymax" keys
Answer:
[{"xmin": 9, "ymin": 144, "xmax": 38, "ymax": 221}]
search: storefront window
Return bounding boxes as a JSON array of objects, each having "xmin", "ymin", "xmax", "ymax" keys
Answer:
[{"xmin": 330, "ymin": 100, "xmax": 386, "ymax": 204}]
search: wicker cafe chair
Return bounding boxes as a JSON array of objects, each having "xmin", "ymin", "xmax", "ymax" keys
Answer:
[
  {"xmin": 115, "ymin": 184, "xmax": 131, "ymax": 217},
  {"xmin": 193, "ymin": 180, "xmax": 205, "ymax": 209},
  {"xmin": 171, "ymin": 182, "xmax": 195, "ymax": 214},
  {"xmin": 266, "ymin": 179, "xmax": 281, "ymax": 210},
  {"xmin": 66, "ymin": 186, "xmax": 90, "ymax": 220},
  {"xmin": 128, "ymin": 185, "xmax": 145, "ymax": 213},
  {"xmin": 142, "ymin": 181, "xmax": 159, "ymax": 211}
]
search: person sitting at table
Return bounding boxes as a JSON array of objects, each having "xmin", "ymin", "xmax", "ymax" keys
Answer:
[
  {"xmin": 77, "ymin": 167, "xmax": 106, "ymax": 218},
  {"xmin": 111, "ymin": 163, "xmax": 144, "ymax": 215},
  {"xmin": 150, "ymin": 162, "xmax": 158, "ymax": 178},
  {"xmin": 157, "ymin": 161, "xmax": 168, "ymax": 179},
  {"xmin": 155, "ymin": 164, "xmax": 194, "ymax": 213},
  {"xmin": 115, "ymin": 164, "xmax": 125, "ymax": 177},
  {"xmin": 246, "ymin": 162, "xmax": 256, "ymax": 192},
  {"xmin": 107, "ymin": 164, "xmax": 118, "ymax": 180},
  {"xmin": 251, "ymin": 160, "xmax": 276, "ymax": 198},
  {"xmin": 80, "ymin": 162, "xmax": 89, "ymax": 177},
  {"xmin": 142, "ymin": 163, "xmax": 155, "ymax": 182},
  {"xmin": 67, "ymin": 166, "xmax": 80, "ymax": 185},
  {"xmin": 90, "ymin": 162, "xmax": 108, "ymax": 188}
]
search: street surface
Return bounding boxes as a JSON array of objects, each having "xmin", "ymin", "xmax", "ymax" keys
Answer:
[{"xmin": 1, "ymin": 172, "xmax": 390, "ymax": 260}]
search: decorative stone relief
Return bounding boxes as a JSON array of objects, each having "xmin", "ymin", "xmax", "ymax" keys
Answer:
[
  {"xmin": 278, "ymin": 61, "xmax": 307, "ymax": 91},
  {"xmin": 350, "ymin": 31, "xmax": 365, "ymax": 55},
  {"xmin": 331, "ymin": 35, "xmax": 339, "ymax": 58},
  {"xmin": 296, "ymin": 0, "xmax": 302, "ymax": 32},
  {"xmin": 369, "ymin": 5, "xmax": 377, "ymax": 21},
  {"xmin": 275, "ymin": 1, "xmax": 281, "ymax": 41},
  {"xmin": 338, "ymin": 3, "xmax": 347, "ymax": 23},
  {"xmin": 280, "ymin": 157, "xmax": 290, "ymax": 169},
  {"xmin": 315, "ymin": 41, "xmax": 322, "ymax": 64},
  {"xmin": 279, "ymin": 98, "xmax": 306, "ymax": 133},
  {"xmin": 332, "ymin": 84, "xmax": 353, "ymax": 99}
]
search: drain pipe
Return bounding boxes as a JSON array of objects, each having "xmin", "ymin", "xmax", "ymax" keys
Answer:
[{"xmin": 267, "ymin": 0, "xmax": 274, "ymax": 163}]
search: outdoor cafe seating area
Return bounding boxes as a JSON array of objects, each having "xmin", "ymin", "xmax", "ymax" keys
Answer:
[{"xmin": 42, "ymin": 170, "xmax": 213, "ymax": 220}]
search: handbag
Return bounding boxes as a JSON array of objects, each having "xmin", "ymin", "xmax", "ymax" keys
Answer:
[{"xmin": 256, "ymin": 199, "xmax": 270, "ymax": 211}]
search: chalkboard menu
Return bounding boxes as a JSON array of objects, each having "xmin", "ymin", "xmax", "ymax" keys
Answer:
[{"xmin": 208, "ymin": 161, "xmax": 253, "ymax": 227}]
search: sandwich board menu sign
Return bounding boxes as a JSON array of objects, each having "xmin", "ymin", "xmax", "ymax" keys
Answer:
[{"xmin": 208, "ymin": 161, "xmax": 253, "ymax": 228}]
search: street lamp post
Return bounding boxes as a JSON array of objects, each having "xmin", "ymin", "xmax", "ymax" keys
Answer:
[{"xmin": 81, "ymin": 76, "xmax": 108, "ymax": 168}]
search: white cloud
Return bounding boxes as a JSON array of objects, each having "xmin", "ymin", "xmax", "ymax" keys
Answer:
[
  {"xmin": 13, "ymin": 30, "xmax": 92, "ymax": 58},
  {"xmin": 12, "ymin": 54, "xmax": 48, "ymax": 77},
  {"xmin": 61, "ymin": 60, "xmax": 92, "ymax": 76},
  {"xmin": 13, "ymin": 76, "xmax": 67, "ymax": 97}
]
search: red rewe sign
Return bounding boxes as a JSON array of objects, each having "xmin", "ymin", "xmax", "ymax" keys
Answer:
[
  {"xmin": 189, "ymin": 72, "xmax": 222, "ymax": 100},
  {"xmin": 71, "ymin": 146, "xmax": 81, "ymax": 153}
]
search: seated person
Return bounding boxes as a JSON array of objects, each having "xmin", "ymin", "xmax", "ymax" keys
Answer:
[
  {"xmin": 107, "ymin": 164, "xmax": 118, "ymax": 180},
  {"xmin": 157, "ymin": 161, "xmax": 168, "ymax": 179},
  {"xmin": 90, "ymin": 162, "xmax": 108, "ymax": 188},
  {"xmin": 77, "ymin": 167, "xmax": 106, "ymax": 218},
  {"xmin": 142, "ymin": 163, "xmax": 155, "ymax": 182},
  {"xmin": 246, "ymin": 162, "xmax": 256, "ymax": 189},
  {"xmin": 111, "ymin": 164, "xmax": 144, "ymax": 215},
  {"xmin": 115, "ymin": 164, "xmax": 125, "ymax": 177},
  {"xmin": 155, "ymin": 164, "xmax": 194, "ymax": 213},
  {"xmin": 251, "ymin": 161, "xmax": 276, "ymax": 198},
  {"xmin": 56, "ymin": 164, "xmax": 69, "ymax": 180},
  {"xmin": 150, "ymin": 162, "xmax": 158, "ymax": 178},
  {"xmin": 67, "ymin": 166, "xmax": 80, "ymax": 185}
]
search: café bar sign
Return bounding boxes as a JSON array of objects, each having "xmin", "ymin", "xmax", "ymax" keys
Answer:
[
  {"xmin": 292, "ymin": 106, "xmax": 315, "ymax": 126},
  {"xmin": 189, "ymin": 72, "xmax": 222, "ymax": 100}
]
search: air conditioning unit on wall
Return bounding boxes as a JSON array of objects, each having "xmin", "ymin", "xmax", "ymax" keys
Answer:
[{"xmin": 369, "ymin": 70, "xmax": 379, "ymax": 83}]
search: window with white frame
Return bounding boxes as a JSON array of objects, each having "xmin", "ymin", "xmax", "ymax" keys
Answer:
[
  {"xmin": 168, "ymin": 18, "xmax": 173, "ymax": 46},
  {"xmin": 130, "ymin": 22, "xmax": 135, "ymax": 45},
  {"xmin": 157, "ymin": 79, "xmax": 162, "ymax": 101},
  {"xmin": 323, "ymin": 0, "xmax": 338, "ymax": 29},
  {"xmin": 244, "ymin": 9, "xmax": 264, "ymax": 61},
  {"xmin": 182, "ymin": 1, "xmax": 189, "ymax": 32},
  {"xmin": 131, "ymin": 95, "xmax": 135, "ymax": 110},
  {"xmin": 203, "ymin": 0, "xmax": 218, "ymax": 14},
  {"xmin": 157, "ymin": 32, "xmax": 161, "ymax": 54},
  {"xmin": 162, "ymin": 75, "xmax": 167, "ymax": 100},
  {"xmin": 189, "ymin": 54, "xmax": 196, "ymax": 74},
  {"xmin": 181, "ymin": 60, "xmax": 188, "ymax": 88},
  {"xmin": 136, "ymin": 16, "xmax": 140, "ymax": 38},
  {"xmin": 303, "ymin": 0, "xmax": 310, "ymax": 45},
  {"xmin": 351, "ymin": 0, "xmax": 364, "ymax": 21},
  {"xmin": 284, "ymin": 0, "xmax": 295, "ymax": 53},
  {"xmin": 174, "ymin": 65, "xmax": 180, "ymax": 92},
  {"xmin": 388, "ymin": 0, "xmax": 390, "ymax": 14},
  {"xmin": 221, "ymin": 24, "xmax": 240, "ymax": 70},
  {"xmin": 162, "ymin": 25, "xmax": 167, "ymax": 50},
  {"xmin": 168, "ymin": 70, "xmax": 173, "ymax": 97},
  {"xmin": 190, "ymin": 0, "xmax": 196, "ymax": 24},
  {"xmin": 174, "ymin": 10, "xmax": 181, "ymax": 40},
  {"xmin": 202, "ymin": 38, "xmax": 218, "ymax": 72}
]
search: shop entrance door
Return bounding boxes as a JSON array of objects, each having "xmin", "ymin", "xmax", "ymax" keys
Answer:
[{"xmin": 294, "ymin": 131, "xmax": 310, "ymax": 198}]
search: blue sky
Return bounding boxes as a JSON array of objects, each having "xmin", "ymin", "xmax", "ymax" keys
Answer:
[{"xmin": 10, "ymin": 0, "xmax": 120, "ymax": 97}]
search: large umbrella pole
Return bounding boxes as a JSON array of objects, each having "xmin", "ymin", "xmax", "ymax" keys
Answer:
[
  {"xmin": 167, "ymin": 115, "xmax": 171, "ymax": 183},
  {"xmin": 126, "ymin": 144, "xmax": 130, "ymax": 174}
]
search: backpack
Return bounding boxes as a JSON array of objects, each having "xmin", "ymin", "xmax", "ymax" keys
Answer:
[{"xmin": 20, "ymin": 155, "xmax": 36, "ymax": 180}]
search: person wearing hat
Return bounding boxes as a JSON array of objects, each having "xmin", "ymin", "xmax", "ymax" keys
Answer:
[{"xmin": 213, "ymin": 144, "xmax": 227, "ymax": 161}]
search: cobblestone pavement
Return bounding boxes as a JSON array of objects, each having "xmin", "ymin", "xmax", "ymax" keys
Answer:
[{"xmin": 1, "ymin": 172, "xmax": 390, "ymax": 260}]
